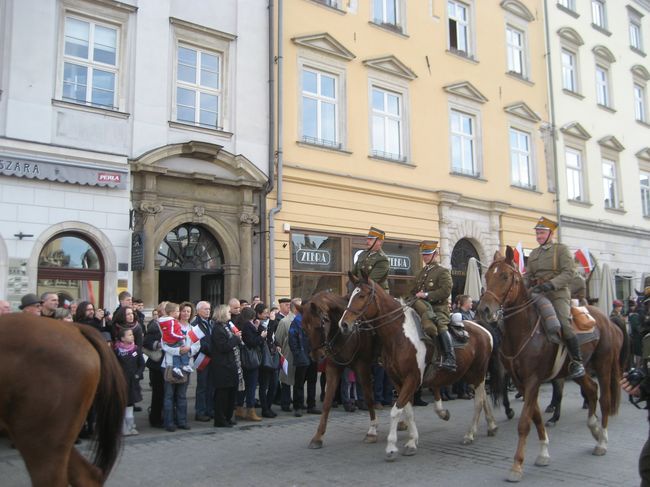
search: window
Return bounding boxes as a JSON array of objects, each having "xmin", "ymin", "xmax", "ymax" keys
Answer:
[
  {"xmin": 301, "ymin": 68, "xmax": 339, "ymax": 147},
  {"xmin": 561, "ymin": 49, "xmax": 577, "ymax": 92},
  {"xmin": 602, "ymin": 159, "xmax": 618, "ymax": 208},
  {"xmin": 630, "ymin": 15, "xmax": 643, "ymax": 51},
  {"xmin": 591, "ymin": 0, "xmax": 606, "ymax": 29},
  {"xmin": 635, "ymin": 83, "xmax": 647, "ymax": 122},
  {"xmin": 641, "ymin": 172, "xmax": 650, "ymax": 217},
  {"xmin": 558, "ymin": 0, "xmax": 576, "ymax": 10},
  {"xmin": 510, "ymin": 128, "xmax": 533, "ymax": 188},
  {"xmin": 62, "ymin": 16, "xmax": 119, "ymax": 109},
  {"xmin": 506, "ymin": 26, "xmax": 525, "ymax": 77},
  {"xmin": 373, "ymin": 0, "xmax": 401, "ymax": 29},
  {"xmin": 371, "ymin": 87, "xmax": 404, "ymax": 161},
  {"xmin": 566, "ymin": 148, "xmax": 584, "ymax": 201},
  {"xmin": 450, "ymin": 110, "xmax": 477, "ymax": 176},
  {"xmin": 448, "ymin": 0, "xmax": 470, "ymax": 56},
  {"xmin": 595, "ymin": 65, "xmax": 610, "ymax": 107},
  {"xmin": 175, "ymin": 45, "xmax": 221, "ymax": 129}
]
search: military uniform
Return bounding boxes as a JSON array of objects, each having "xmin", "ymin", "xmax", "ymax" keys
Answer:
[
  {"xmin": 411, "ymin": 263, "xmax": 452, "ymax": 335},
  {"xmin": 569, "ymin": 272, "xmax": 587, "ymax": 306},
  {"xmin": 352, "ymin": 249, "xmax": 390, "ymax": 291}
]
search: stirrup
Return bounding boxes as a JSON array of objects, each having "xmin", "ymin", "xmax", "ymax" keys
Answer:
[
  {"xmin": 440, "ymin": 359, "xmax": 456, "ymax": 372},
  {"xmin": 566, "ymin": 361, "xmax": 585, "ymax": 380}
]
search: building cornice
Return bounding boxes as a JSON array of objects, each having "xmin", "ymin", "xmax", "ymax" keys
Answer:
[{"xmin": 560, "ymin": 215, "xmax": 650, "ymax": 238}]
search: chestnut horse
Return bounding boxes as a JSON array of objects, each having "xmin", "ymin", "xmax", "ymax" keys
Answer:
[
  {"xmin": 477, "ymin": 247, "xmax": 623, "ymax": 482},
  {"xmin": 0, "ymin": 314, "xmax": 126, "ymax": 486},
  {"xmin": 339, "ymin": 273, "xmax": 499, "ymax": 461},
  {"xmin": 299, "ymin": 291, "xmax": 379, "ymax": 448}
]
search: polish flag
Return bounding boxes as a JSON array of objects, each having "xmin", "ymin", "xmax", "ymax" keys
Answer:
[
  {"xmin": 513, "ymin": 242, "xmax": 526, "ymax": 275},
  {"xmin": 193, "ymin": 352, "xmax": 211, "ymax": 371},
  {"xmin": 187, "ymin": 325, "xmax": 205, "ymax": 343},
  {"xmin": 279, "ymin": 353, "xmax": 289, "ymax": 376},
  {"xmin": 575, "ymin": 248, "xmax": 593, "ymax": 274}
]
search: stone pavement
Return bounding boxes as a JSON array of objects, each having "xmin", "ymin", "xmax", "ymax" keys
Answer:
[{"xmin": 0, "ymin": 380, "xmax": 645, "ymax": 486}]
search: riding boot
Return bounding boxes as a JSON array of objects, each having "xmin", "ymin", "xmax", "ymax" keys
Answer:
[
  {"xmin": 420, "ymin": 318, "xmax": 437, "ymax": 347},
  {"xmin": 438, "ymin": 330, "xmax": 456, "ymax": 372},
  {"xmin": 565, "ymin": 336, "xmax": 585, "ymax": 379}
]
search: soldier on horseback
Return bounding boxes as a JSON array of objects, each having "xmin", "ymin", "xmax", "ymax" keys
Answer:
[
  {"xmin": 351, "ymin": 227, "xmax": 390, "ymax": 292},
  {"xmin": 410, "ymin": 240, "xmax": 456, "ymax": 371},
  {"xmin": 525, "ymin": 217, "xmax": 585, "ymax": 379}
]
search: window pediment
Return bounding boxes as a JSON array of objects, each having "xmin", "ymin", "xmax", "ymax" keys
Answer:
[
  {"xmin": 500, "ymin": 0, "xmax": 535, "ymax": 21},
  {"xmin": 592, "ymin": 45, "xmax": 616, "ymax": 63},
  {"xmin": 632, "ymin": 64, "xmax": 650, "ymax": 81},
  {"xmin": 443, "ymin": 81, "xmax": 488, "ymax": 104},
  {"xmin": 504, "ymin": 102, "xmax": 541, "ymax": 122},
  {"xmin": 292, "ymin": 33, "xmax": 355, "ymax": 61},
  {"xmin": 560, "ymin": 121, "xmax": 591, "ymax": 140},
  {"xmin": 363, "ymin": 55, "xmax": 417, "ymax": 80},
  {"xmin": 557, "ymin": 26, "xmax": 584, "ymax": 46},
  {"xmin": 637, "ymin": 147, "xmax": 650, "ymax": 161},
  {"xmin": 598, "ymin": 135, "xmax": 625, "ymax": 152}
]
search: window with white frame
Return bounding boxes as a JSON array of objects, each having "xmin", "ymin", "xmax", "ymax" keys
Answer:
[
  {"xmin": 630, "ymin": 13, "xmax": 643, "ymax": 51},
  {"xmin": 448, "ymin": 0, "xmax": 470, "ymax": 56},
  {"xmin": 595, "ymin": 65, "xmax": 610, "ymax": 107},
  {"xmin": 450, "ymin": 109, "xmax": 477, "ymax": 176},
  {"xmin": 506, "ymin": 26, "xmax": 526, "ymax": 77},
  {"xmin": 641, "ymin": 172, "xmax": 650, "ymax": 217},
  {"xmin": 561, "ymin": 49, "xmax": 577, "ymax": 92},
  {"xmin": 635, "ymin": 83, "xmax": 647, "ymax": 122},
  {"xmin": 371, "ymin": 87, "xmax": 403, "ymax": 161},
  {"xmin": 62, "ymin": 15, "xmax": 119, "ymax": 109},
  {"xmin": 373, "ymin": 0, "xmax": 401, "ymax": 29},
  {"xmin": 175, "ymin": 45, "xmax": 222, "ymax": 129},
  {"xmin": 565, "ymin": 147, "xmax": 584, "ymax": 201},
  {"xmin": 301, "ymin": 67, "xmax": 339, "ymax": 147},
  {"xmin": 592, "ymin": 0, "xmax": 607, "ymax": 29},
  {"xmin": 510, "ymin": 128, "xmax": 533, "ymax": 188},
  {"xmin": 602, "ymin": 159, "xmax": 619, "ymax": 208},
  {"xmin": 558, "ymin": 0, "xmax": 576, "ymax": 11}
]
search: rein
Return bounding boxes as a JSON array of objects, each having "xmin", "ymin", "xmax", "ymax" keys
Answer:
[
  {"xmin": 346, "ymin": 283, "xmax": 412, "ymax": 332},
  {"xmin": 499, "ymin": 315, "xmax": 542, "ymax": 386},
  {"xmin": 315, "ymin": 310, "xmax": 360, "ymax": 367}
]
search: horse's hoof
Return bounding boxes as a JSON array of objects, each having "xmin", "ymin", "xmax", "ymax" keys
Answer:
[
  {"xmin": 397, "ymin": 421, "xmax": 408, "ymax": 431},
  {"xmin": 462, "ymin": 436, "xmax": 474, "ymax": 445},
  {"xmin": 545, "ymin": 419, "xmax": 557, "ymax": 427},
  {"xmin": 593, "ymin": 446, "xmax": 607, "ymax": 456},
  {"xmin": 507, "ymin": 470, "xmax": 523, "ymax": 483},
  {"xmin": 386, "ymin": 450, "xmax": 399, "ymax": 462},
  {"xmin": 544, "ymin": 405, "xmax": 555, "ymax": 413},
  {"xmin": 308, "ymin": 440, "xmax": 323, "ymax": 449},
  {"xmin": 363, "ymin": 434, "xmax": 378, "ymax": 444},
  {"xmin": 402, "ymin": 445, "xmax": 417, "ymax": 456},
  {"xmin": 534, "ymin": 455, "xmax": 550, "ymax": 467},
  {"xmin": 441, "ymin": 411, "xmax": 450, "ymax": 421},
  {"xmin": 506, "ymin": 409, "xmax": 515, "ymax": 420},
  {"xmin": 488, "ymin": 426, "xmax": 498, "ymax": 437}
]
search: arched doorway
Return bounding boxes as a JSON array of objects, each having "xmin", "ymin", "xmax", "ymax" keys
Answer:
[
  {"xmin": 158, "ymin": 223, "xmax": 224, "ymax": 306},
  {"xmin": 450, "ymin": 238, "xmax": 481, "ymax": 303},
  {"xmin": 37, "ymin": 233, "xmax": 105, "ymax": 307}
]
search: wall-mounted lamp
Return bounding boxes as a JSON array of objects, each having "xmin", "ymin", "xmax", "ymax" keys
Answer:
[
  {"xmin": 14, "ymin": 232, "xmax": 34, "ymax": 240},
  {"xmin": 283, "ymin": 222, "xmax": 291, "ymax": 233}
]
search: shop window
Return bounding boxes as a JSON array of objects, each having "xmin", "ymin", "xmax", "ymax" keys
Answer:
[{"xmin": 37, "ymin": 233, "xmax": 104, "ymax": 307}]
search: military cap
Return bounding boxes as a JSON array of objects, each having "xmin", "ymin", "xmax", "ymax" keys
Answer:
[
  {"xmin": 367, "ymin": 227, "xmax": 385, "ymax": 240},
  {"xmin": 419, "ymin": 240, "xmax": 439, "ymax": 254},
  {"xmin": 534, "ymin": 217, "xmax": 558, "ymax": 232}
]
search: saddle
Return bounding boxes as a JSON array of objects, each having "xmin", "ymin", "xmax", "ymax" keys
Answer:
[
  {"xmin": 450, "ymin": 320, "xmax": 470, "ymax": 343},
  {"xmin": 533, "ymin": 295, "xmax": 596, "ymax": 343}
]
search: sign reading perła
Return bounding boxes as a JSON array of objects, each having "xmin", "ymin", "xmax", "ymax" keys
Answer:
[{"xmin": 296, "ymin": 248, "xmax": 331, "ymax": 266}]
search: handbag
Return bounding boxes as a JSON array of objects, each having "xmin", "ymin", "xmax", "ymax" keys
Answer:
[
  {"xmin": 241, "ymin": 345, "xmax": 261, "ymax": 370},
  {"xmin": 143, "ymin": 347, "xmax": 163, "ymax": 362},
  {"xmin": 261, "ymin": 343, "xmax": 280, "ymax": 370},
  {"xmin": 164, "ymin": 366, "xmax": 188, "ymax": 384}
]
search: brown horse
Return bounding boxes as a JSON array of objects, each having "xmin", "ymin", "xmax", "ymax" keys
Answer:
[
  {"xmin": 299, "ymin": 291, "xmax": 379, "ymax": 448},
  {"xmin": 477, "ymin": 247, "xmax": 623, "ymax": 482},
  {"xmin": 0, "ymin": 314, "xmax": 127, "ymax": 486},
  {"xmin": 339, "ymin": 273, "xmax": 499, "ymax": 461}
]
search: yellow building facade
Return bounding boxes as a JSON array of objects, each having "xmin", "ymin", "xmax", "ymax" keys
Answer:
[{"xmin": 268, "ymin": 0, "xmax": 554, "ymax": 301}]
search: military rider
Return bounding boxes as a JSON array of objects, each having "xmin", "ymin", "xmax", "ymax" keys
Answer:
[
  {"xmin": 351, "ymin": 227, "xmax": 390, "ymax": 292},
  {"xmin": 525, "ymin": 217, "xmax": 585, "ymax": 379},
  {"xmin": 410, "ymin": 241, "xmax": 455, "ymax": 371}
]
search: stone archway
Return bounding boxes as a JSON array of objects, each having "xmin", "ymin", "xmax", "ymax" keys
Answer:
[{"xmin": 450, "ymin": 238, "xmax": 481, "ymax": 301}]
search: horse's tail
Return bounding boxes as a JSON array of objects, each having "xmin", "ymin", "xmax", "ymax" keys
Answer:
[
  {"xmin": 78, "ymin": 325, "xmax": 127, "ymax": 480},
  {"xmin": 610, "ymin": 321, "xmax": 626, "ymax": 416}
]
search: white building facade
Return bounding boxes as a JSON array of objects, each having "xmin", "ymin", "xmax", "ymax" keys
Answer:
[
  {"xmin": 547, "ymin": 0, "xmax": 650, "ymax": 299},
  {"xmin": 0, "ymin": 0, "xmax": 269, "ymax": 310}
]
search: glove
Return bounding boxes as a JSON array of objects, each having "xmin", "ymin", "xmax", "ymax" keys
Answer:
[{"xmin": 532, "ymin": 282, "xmax": 554, "ymax": 293}]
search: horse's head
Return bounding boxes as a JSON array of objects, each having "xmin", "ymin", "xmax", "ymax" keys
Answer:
[
  {"xmin": 478, "ymin": 246, "xmax": 525, "ymax": 325},
  {"xmin": 300, "ymin": 292, "xmax": 341, "ymax": 362},
  {"xmin": 339, "ymin": 271, "xmax": 378, "ymax": 336}
]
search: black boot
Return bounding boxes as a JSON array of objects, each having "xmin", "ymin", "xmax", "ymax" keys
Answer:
[
  {"xmin": 565, "ymin": 336, "xmax": 585, "ymax": 379},
  {"xmin": 439, "ymin": 331, "xmax": 456, "ymax": 372},
  {"xmin": 413, "ymin": 388, "xmax": 428, "ymax": 406}
]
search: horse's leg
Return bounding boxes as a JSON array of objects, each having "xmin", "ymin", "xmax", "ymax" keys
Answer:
[
  {"xmin": 386, "ymin": 378, "xmax": 418, "ymax": 461},
  {"xmin": 481, "ymin": 381, "xmax": 499, "ymax": 437},
  {"xmin": 503, "ymin": 380, "xmax": 515, "ymax": 420},
  {"xmin": 386, "ymin": 402, "xmax": 404, "ymax": 461},
  {"xmin": 578, "ymin": 373, "xmax": 602, "ymax": 447},
  {"xmin": 432, "ymin": 387, "xmax": 450, "ymax": 421},
  {"xmin": 68, "ymin": 448, "xmax": 103, "ymax": 487},
  {"xmin": 545, "ymin": 379, "xmax": 564, "ymax": 426},
  {"xmin": 13, "ymin": 430, "xmax": 72, "ymax": 487},
  {"xmin": 356, "ymin": 361, "xmax": 379, "ymax": 443},
  {"xmin": 593, "ymin": 363, "xmax": 612, "ymax": 456},
  {"xmin": 309, "ymin": 363, "xmax": 342, "ymax": 449},
  {"xmin": 531, "ymin": 401, "xmax": 550, "ymax": 467},
  {"xmin": 401, "ymin": 402, "xmax": 419, "ymax": 456},
  {"xmin": 508, "ymin": 382, "xmax": 542, "ymax": 483},
  {"xmin": 463, "ymin": 381, "xmax": 485, "ymax": 445}
]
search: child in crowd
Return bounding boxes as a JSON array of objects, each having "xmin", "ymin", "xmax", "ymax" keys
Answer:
[
  {"xmin": 341, "ymin": 367, "xmax": 358, "ymax": 412},
  {"xmin": 159, "ymin": 302, "xmax": 193, "ymax": 378},
  {"xmin": 114, "ymin": 328, "xmax": 144, "ymax": 436}
]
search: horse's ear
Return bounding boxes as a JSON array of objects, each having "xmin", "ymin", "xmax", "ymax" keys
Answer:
[
  {"xmin": 348, "ymin": 271, "xmax": 359, "ymax": 286},
  {"xmin": 505, "ymin": 245, "xmax": 515, "ymax": 264},
  {"xmin": 493, "ymin": 250, "xmax": 504, "ymax": 261}
]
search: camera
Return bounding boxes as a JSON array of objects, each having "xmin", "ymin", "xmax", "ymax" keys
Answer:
[{"xmin": 628, "ymin": 368, "xmax": 647, "ymax": 388}]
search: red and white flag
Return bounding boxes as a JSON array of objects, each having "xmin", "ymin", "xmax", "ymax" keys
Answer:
[
  {"xmin": 193, "ymin": 352, "xmax": 211, "ymax": 371},
  {"xmin": 575, "ymin": 248, "xmax": 593, "ymax": 274},
  {"xmin": 279, "ymin": 353, "xmax": 289, "ymax": 376},
  {"xmin": 187, "ymin": 325, "xmax": 205, "ymax": 343},
  {"xmin": 513, "ymin": 242, "xmax": 526, "ymax": 275}
]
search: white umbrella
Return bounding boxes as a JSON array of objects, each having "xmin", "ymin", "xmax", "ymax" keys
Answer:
[
  {"xmin": 463, "ymin": 257, "xmax": 482, "ymax": 301},
  {"xmin": 597, "ymin": 263, "xmax": 615, "ymax": 315}
]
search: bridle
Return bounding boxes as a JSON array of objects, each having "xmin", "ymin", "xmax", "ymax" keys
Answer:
[
  {"xmin": 343, "ymin": 281, "xmax": 410, "ymax": 330},
  {"xmin": 484, "ymin": 262, "xmax": 535, "ymax": 320},
  {"xmin": 312, "ymin": 307, "xmax": 360, "ymax": 366}
]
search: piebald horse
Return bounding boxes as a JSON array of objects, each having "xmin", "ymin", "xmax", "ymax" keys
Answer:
[
  {"xmin": 478, "ymin": 247, "xmax": 624, "ymax": 482},
  {"xmin": 339, "ymin": 273, "xmax": 499, "ymax": 461}
]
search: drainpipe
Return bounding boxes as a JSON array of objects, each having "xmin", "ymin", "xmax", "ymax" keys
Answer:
[
  {"xmin": 543, "ymin": 0, "xmax": 563, "ymax": 242},
  {"xmin": 268, "ymin": 0, "xmax": 283, "ymax": 304}
]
